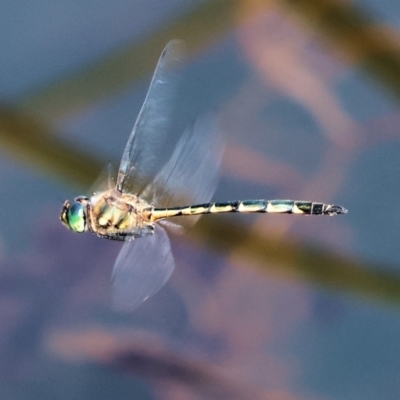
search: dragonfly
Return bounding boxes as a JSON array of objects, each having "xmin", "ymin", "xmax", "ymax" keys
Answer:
[{"xmin": 60, "ymin": 40, "xmax": 347, "ymax": 311}]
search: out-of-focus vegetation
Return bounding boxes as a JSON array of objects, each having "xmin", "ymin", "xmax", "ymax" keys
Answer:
[{"xmin": 280, "ymin": 0, "xmax": 400, "ymax": 100}]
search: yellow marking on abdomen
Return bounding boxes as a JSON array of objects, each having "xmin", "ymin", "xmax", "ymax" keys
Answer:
[
  {"xmin": 209, "ymin": 204, "xmax": 232, "ymax": 213},
  {"xmin": 266, "ymin": 201, "xmax": 293, "ymax": 213},
  {"xmin": 237, "ymin": 201, "xmax": 265, "ymax": 212},
  {"xmin": 184, "ymin": 206, "xmax": 209, "ymax": 215},
  {"xmin": 292, "ymin": 205, "xmax": 306, "ymax": 214}
]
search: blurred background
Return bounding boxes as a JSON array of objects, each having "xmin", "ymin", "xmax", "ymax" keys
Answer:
[{"xmin": 1, "ymin": 0, "xmax": 400, "ymax": 399}]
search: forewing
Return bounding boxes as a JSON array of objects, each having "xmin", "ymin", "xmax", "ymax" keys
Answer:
[
  {"xmin": 111, "ymin": 225, "xmax": 175, "ymax": 312},
  {"xmin": 142, "ymin": 113, "xmax": 224, "ymax": 230},
  {"xmin": 89, "ymin": 162, "xmax": 116, "ymax": 196},
  {"xmin": 117, "ymin": 40, "xmax": 185, "ymax": 195}
]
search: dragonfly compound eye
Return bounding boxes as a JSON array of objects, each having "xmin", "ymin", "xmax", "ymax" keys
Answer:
[{"xmin": 66, "ymin": 201, "xmax": 87, "ymax": 233}]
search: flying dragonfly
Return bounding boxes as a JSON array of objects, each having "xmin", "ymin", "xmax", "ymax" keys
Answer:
[{"xmin": 60, "ymin": 40, "xmax": 347, "ymax": 311}]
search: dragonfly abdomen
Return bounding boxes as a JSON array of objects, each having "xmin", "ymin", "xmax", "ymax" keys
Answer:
[{"xmin": 150, "ymin": 199, "xmax": 347, "ymax": 221}]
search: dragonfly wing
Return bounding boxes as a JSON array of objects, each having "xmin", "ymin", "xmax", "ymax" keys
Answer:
[
  {"xmin": 142, "ymin": 113, "xmax": 224, "ymax": 230},
  {"xmin": 117, "ymin": 40, "xmax": 185, "ymax": 195},
  {"xmin": 111, "ymin": 225, "xmax": 175, "ymax": 312},
  {"xmin": 89, "ymin": 162, "xmax": 116, "ymax": 196}
]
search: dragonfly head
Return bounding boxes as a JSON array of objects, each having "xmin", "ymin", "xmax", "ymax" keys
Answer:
[{"xmin": 60, "ymin": 196, "xmax": 89, "ymax": 233}]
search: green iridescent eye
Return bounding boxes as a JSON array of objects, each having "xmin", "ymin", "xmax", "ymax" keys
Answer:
[{"xmin": 67, "ymin": 202, "xmax": 86, "ymax": 233}]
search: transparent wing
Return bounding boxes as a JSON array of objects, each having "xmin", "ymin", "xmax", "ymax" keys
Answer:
[
  {"xmin": 117, "ymin": 40, "xmax": 185, "ymax": 195},
  {"xmin": 141, "ymin": 113, "xmax": 224, "ymax": 230},
  {"xmin": 111, "ymin": 225, "xmax": 175, "ymax": 312},
  {"xmin": 89, "ymin": 162, "xmax": 116, "ymax": 196}
]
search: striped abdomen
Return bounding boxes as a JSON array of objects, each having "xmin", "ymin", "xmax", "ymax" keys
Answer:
[{"xmin": 149, "ymin": 199, "xmax": 347, "ymax": 222}]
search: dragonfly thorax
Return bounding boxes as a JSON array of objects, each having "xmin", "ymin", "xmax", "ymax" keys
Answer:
[{"xmin": 86, "ymin": 189, "xmax": 154, "ymax": 240}]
